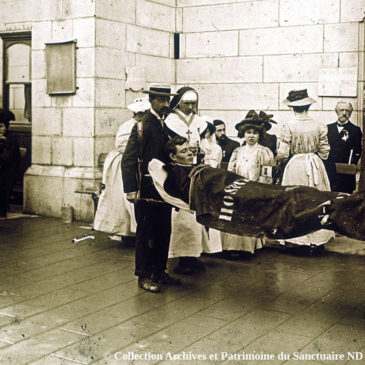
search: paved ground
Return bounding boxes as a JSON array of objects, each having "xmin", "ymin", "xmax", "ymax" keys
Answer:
[{"xmin": 0, "ymin": 216, "xmax": 365, "ymax": 365}]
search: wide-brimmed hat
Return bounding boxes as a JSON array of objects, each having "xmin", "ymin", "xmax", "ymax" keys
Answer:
[
  {"xmin": 142, "ymin": 83, "xmax": 178, "ymax": 97},
  {"xmin": 235, "ymin": 110, "xmax": 263, "ymax": 131},
  {"xmin": 127, "ymin": 97, "xmax": 151, "ymax": 113},
  {"xmin": 169, "ymin": 86, "xmax": 198, "ymax": 111},
  {"xmin": 258, "ymin": 111, "xmax": 277, "ymax": 131},
  {"xmin": 283, "ymin": 89, "xmax": 316, "ymax": 107}
]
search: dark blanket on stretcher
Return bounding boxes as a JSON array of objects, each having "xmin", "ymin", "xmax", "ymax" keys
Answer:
[{"xmin": 188, "ymin": 166, "xmax": 365, "ymax": 241}]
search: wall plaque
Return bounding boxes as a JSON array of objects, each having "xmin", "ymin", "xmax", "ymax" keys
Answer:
[
  {"xmin": 318, "ymin": 68, "xmax": 357, "ymax": 97},
  {"xmin": 46, "ymin": 40, "xmax": 76, "ymax": 95}
]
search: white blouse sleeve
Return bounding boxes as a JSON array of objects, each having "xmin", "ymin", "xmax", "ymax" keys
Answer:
[
  {"xmin": 318, "ymin": 123, "xmax": 330, "ymax": 160},
  {"xmin": 276, "ymin": 122, "xmax": 291, "ymax": 160},
  {"xmin": 227, "ymin": 147, "xmax": 239, "ymax": 173}
]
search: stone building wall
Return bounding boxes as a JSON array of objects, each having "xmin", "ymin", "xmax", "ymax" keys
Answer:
[
  {"xmin": 0, "ymin": 0, "xmax": 176, "ymax": 221},
  {"xmin": 176, "ymin": 0, "xmax": 365, "ymax": 137}
]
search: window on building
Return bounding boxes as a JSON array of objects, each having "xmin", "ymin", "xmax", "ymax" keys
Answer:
[{"xmin": 1, "ymin": 32, "xmax": 31, "ymax": 123}]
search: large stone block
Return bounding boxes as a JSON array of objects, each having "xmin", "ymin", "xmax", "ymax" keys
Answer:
[
  {"xmin": 32, "ymin": 79, "xmax": 52, "ymax": 108},
  {"xmin": 62, "ymin": 0, "xmax": 95, "ymax": 18},
  {"xmin": 136, "ymin": 0, "xmax": 175, "ymax": 33},
  {"xmin": 52, "ymin": 19, "xmax": 73, "ymax": 42},
  {"xmin": 24, "ymin": 168, "xmax": 63, "ymax": 217},
  {"xmin": 136, "ymin": 54, "xmax": 175, "ymax": 83},
  {"xmin": 182, "ymin": 0, "xmax": 278, "ymax": 32},
  {"xmin": 32, "ymin": 136, "xmax": 51, "ymax": 164},
  {"xmin": 95, "ymin": 108, "xmax": 132, "ymax": 136},
  {"xmin": 340, "ymin": 52, "xmax": 358, "ymax": 68},
  {"xmin": 51, "ymin": 95, "xmax": 72, "ymax": 108},
  {"xmin": 32, "ymin": 50, "xmax": 46, "ymax": 79},
  {"xmin": 73, "ymin": 137, "xmax": 94, "ymax": 167},
  {"xmin": 95, "ymin": 0, "xmax": 135, "ymax": 23},
  {"xmin": 96, "ymin": 19, "xmax": 126, "ymax": 49},
  {"xmin": 32, "ymin": 108, "xmax": 62, "ymax": 136},
  {"xmin": 95, "ymin": 48, "xmax": 134, "ymax": 80},
  {"xmin": 95, "ymin": 79, "xmax": 125, "ymax": 108},
  {"xmin": 196, "ymin": 83, "xmax": 278, "ymax": 110},
  {"xmin": 341, "ymin": 0, "xmax": 365, "ymax": 22},
  {"xmin": 324, "ymin": 23, "xmax": 358, "ymax": 52},
  {"xmin": 95, "ymin": 136, "xmax": 115, "ymax": 161},
  {"xmin": 73, "ymin": 17, "xmax": 95, "ymax": 48},
  {"xmin": 63, "ymin": 108, "xmax": 94, "ymax": 137},
  {"xmin": 177, "ymin": 57, "xmax": 262, "ymax": 83},
  {"xmin": 62, "ymin": 173, "xmax": 95, "ymax": 222},
  {"xmin": 77, "ymin": 48, "xmax": 95, "ymax": 78},
  {"xmin": 280, "ymin": 0, "xmax": 339, "ymax": 26},
  {"xmin": 322, "ymin": 97, "xmax": 358, "ymax": 112},
  {"xmin": 127, "ymin": 25, "xmax": 170, "ymax": 58},
  {"xmin": 32, "ymin": 21, "xmax": 52, "ymax": 50},
  {"xmin": 73, "ymin": 78, "xmax": 95, "ymax": 108},
  {"xmin": 186, "ymin": 31, "xmax": 239, "ymax": 58},
  {"xmin": 52, "ymin": 136, "xmax": 73, "ymax": 166},
  {"xmin": 239, "ymin": 26, "xmax": 323, "ymax": 56},
  {"xmin": 31, "ymin": 0, "xmax": 62, "ymax": 22},
  {"xmin": 264, "ymin": 53, "xmax": 338, "ymax": 82},
  {"xmin": 279, "ymin": 83, "xmax": 321, "ymax": 111}
]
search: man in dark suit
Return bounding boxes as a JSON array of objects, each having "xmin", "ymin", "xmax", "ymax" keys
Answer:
[
  {"xmin": 122, "ymin": 84, "xmax": 181, "ymax": 293},
  {"xmin": 213, "ymin": 119, "xmax": 239, "ymax": 169},
  {"xmin": 327, "ymin": 101, "xmax": 362, "ymax": 193}
]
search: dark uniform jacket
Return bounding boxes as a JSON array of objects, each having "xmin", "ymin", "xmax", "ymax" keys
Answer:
[
  {"xmin": 218, "ymin": 136, "xmax": 240, "ymax": 163},
  {"xmin": 327, "ymin": 120, "xmax": 362, "ymax": 193},
  {"xmin": 122, "ymin": 111, "xmax": 170, "ymax": 200}
]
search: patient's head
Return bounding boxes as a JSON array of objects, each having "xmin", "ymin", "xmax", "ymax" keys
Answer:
[{"xmin": 165, "ymin": 136, "xmax": 194, "ymax": 165}]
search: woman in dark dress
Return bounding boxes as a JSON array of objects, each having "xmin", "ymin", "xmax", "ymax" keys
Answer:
[{"xmin": 0, "ymin": 110, "xmax": 20, "ymax": 217}]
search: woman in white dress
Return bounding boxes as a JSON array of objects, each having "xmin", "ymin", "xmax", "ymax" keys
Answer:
[
  {"xmin": 222, "ymin": 110, "xmax": 275, "ymax": 255},
  {"xmin": 276, "ymin": 89, "xmax": 334, "ymax": 250},
  {"xmin": 93, "ymin": 98, "xmax": 150, "ymax": 242}
]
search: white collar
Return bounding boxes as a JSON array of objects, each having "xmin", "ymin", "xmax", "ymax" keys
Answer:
[{"xmin": 150, "ymin": 108, "xmax": 164, "ymax": 124}]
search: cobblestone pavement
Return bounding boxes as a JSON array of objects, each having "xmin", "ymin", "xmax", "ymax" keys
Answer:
[{"xmin": 0, "ymin": 216, "xmax": 364, "ymax": 364}]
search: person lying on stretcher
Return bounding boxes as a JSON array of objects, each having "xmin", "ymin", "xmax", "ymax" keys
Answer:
[{"xmin": 148, "ymin": 137, "xmax": 365, "ymax": 242}]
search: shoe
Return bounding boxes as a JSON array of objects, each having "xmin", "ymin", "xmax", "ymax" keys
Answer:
[
  {"xmin": 138, "ymin": 277, "xmax": 161, "ymax": 293},
  {"xmin": 153, "ymin": 272, "xmax": 182, "ymax": 285}
]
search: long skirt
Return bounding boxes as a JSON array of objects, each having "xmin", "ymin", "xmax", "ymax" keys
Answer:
[
  {"xmin": 93, "ymin": 150, "xmax": 136, "ymax": 236},
  {"xmin": 281, "ymin": 153, "xmax": 334, "ymax": 246},
  {"xmin": 168, "ymin": 209, "xmax": 221, "ymax": 258}
]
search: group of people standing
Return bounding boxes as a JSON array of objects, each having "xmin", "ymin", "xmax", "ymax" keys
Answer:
[{"xmin": 94, "ymin": 83, "xmax": 362, "ymax": 293}]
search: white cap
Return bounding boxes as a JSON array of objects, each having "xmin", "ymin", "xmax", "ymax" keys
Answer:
[
  {"xmin": 127, "ymin": 97, "xmax": 151, "ymax": 113},
  {"xmin": 181, "ymin": 90, "xmax": 198, "ymax": 102}
]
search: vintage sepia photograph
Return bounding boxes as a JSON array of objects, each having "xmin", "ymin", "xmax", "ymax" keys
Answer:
[{"xmin": 0, "ymin": 0, "xmax": 365, "ymax": 364}]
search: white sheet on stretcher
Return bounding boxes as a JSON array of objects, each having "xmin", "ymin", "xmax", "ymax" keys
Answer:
[{"xmin": 148, "ymin": 158, "xmax": 192, "ymax": 212}]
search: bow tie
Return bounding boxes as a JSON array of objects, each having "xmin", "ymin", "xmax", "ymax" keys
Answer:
[{"xmin": 337, "ymin": 123, "xmax": 346, "ymax": 128}]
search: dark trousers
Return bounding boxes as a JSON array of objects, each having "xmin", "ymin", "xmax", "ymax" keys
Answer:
[
  {"xmin": 134, "ymin": 200, "xmax": 172, "ymax": 278},
  {"xmin": 0, "ymin": 170, "xmax": 10, "ymax": 217}
]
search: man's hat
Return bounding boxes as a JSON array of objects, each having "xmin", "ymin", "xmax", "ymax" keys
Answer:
[
  {"xmin": 127, "ymin": 97, "xmax": 151, "ymax": 113},
  {"xmin": 283, "ymin": 89, "xmax": 316, "ymax": 107},
  {"xmin": 142, "ymin": 83, "xmax": 178, "ymax": 97},
  {"xmin": 235, "ymin": 110, "xmax": 263, "ymax": 131},
  {"xmin": 258, "ymin": 111, "xmax": 277, "ymax": 131}
]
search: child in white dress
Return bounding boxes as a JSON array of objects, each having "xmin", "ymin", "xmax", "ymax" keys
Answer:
[{"xmin": 223, "ymin": 110, "xmax": 275, "ymax": 255}]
